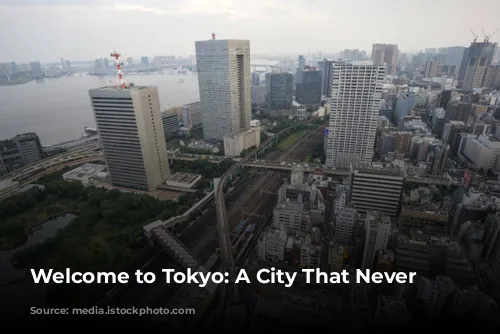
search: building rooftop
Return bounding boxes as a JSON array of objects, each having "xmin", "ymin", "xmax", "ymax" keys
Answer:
[
  {"xmin": 168, "ymin": 172, "xmax": 201, "ymax": 184},
  {"xmin": 93, "ymin": 84, "xmax": 149, "ymax": 92},
  {"xmin": 0, "ymin": 178, "xmax": 17, "ymax": 189}
]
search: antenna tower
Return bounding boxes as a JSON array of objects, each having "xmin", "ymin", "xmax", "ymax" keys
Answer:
[{"xmin": 110, "ymin": 50, "xmax": 126, "ymax": 89}]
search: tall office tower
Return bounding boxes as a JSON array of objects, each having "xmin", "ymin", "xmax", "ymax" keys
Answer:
[
  {"xmin": 265, "ymin": 72, "xmax": 293, "ymax": 111},
  {"xmin": 424, "ymin": 60, "xmax": 440, "ymax": 78},
  {"xmin": 362, "ymin": 211, "xmax": 392, "ymax": 270},
  {"xmin": 29, "ymin": 62, "xmax": 43, "ymax": 78},
  {"xmin": 318, "ymin": 59, "xmax": 334, "ymax": 97},
  {"xmin": 295, "ymin": 69, "xmax": 322, "ymax": 106},
  {"xmin": 88, "ymin": 86, "xmax": 170, "ymax": 191},
  {"xmin": 141, "ymin": 56, "xmax": 149, "ymax": 67},
  {"xmin": 458, "ymin": 39, "xmax": 497, "ymax": 91},
  {"xmin": 195, "ymin": 38, "xmax": 251, "ymax": 141},
  {"xmin": 371, "ymin": 44, "xmax": 399, "ymax": 75},
  {"xmin": 325, "ymin": 61, "xmax": 385, "ymax": 168}
]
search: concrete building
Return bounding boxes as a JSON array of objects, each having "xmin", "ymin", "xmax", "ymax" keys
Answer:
[
  {"xmin": 223, "ymin": 120, "xmax": 260, "ymax": 157},
  {"xmin": 0, "ymin": 132, "xmax": 43, "ymax": 175},
  {"xmin": 195, "ymin": 38, "xmax": 251, "ymax": 141},
  {"xmin": 458, "ymin": 40, "xmax": 497, "ymax": 91},
  {"xmin": 166, "ymin": 172, "xmax": 202, "ymax": 188},
  {"xmin": 181, "ymin": 101, "xmax": 202, "ymax": 130},
  {"xmin": 398, "ymin": 206, "xmax": 449, "ymax": 233},
  {"xmin": 141, "ymin": 56, "xmax": 149, "ymax": 67},
  {"xmin": 371, "ymin": 44, "xmax": 399, "ymax": 75},
  {"xmin": 442, "ymin": 121, "xmax": 467, "ymax": 156},
  {"xmin": 335, "ymin": 208, "xmax": 357, "ymax": 245},
  {"xmin": 295, "ymin": 69, "xmax": 322, "ymax": 106},
  {"xmin": 461, "ymin": 135, "xmax": 500, "ymax": 171},
  {"xmin": 328, "ymin": 245, "xmax": 344, "ymax": 272},
  {"xmin": 0, "ymin": 178, "xmax": 19, "ymax": 202},
  {"xmin": 162, "ymin": 111, "xmax": 180, "ymax": 139},
  {"xmin": 257, "ymin": 228, "xmax": 287, "ymax": 263},
  {"xmin": 317, "ymin": 59, "xmax": 334, "ymax": 97},
  {"xmin": 376, "ymin": 132, "xmax": 395, "ymax": 157},
  {"xmin": 29, "ymin": 61, "xmax": 43, "ymax": 78},
  {"xmin": 362, "ymin": 211, "xmax": 392, "ymax": 270},
  {"xmin": 62, "ymin": 163, "xmax": 108, "ymax": 186},
  {"xmin": 300, "ymin": 232, "xmax": 322, "ymax": 268},
  {"xmin": 424, "ymin": 60, "xmax": 440, "ymax": 78},
  {"xmin": 14, "ymin": 132, "xmax": 43, "ymax": 165},
  {"xmin": 485, "ymin": 65, "xmax": 500, "ymax": 88},
  {"xmin": 350, "ymin": 167, "xmax": 404, "ymax": 217},
  {"xmin": 265, "ymin": 72, "xmax": 293, "ymax": 112},
  {"xmin": 394, "ymin": 232, "xmax": 475, "ymax": 284},
  {"xmin": 394, "ymin": 131, "xmax": 412, "ymax": 156},
  {"xmin": 451, "ymin": 192, "xmax": 500, "ymax": 234},
  {"xmin": 88, "ymin": 85, "xmax": 170, "ymax": 191},
  {"xmin": 273, "ymin": 201, "xmax": 304, "ymax": 233},
  {"xmin": 325, "ymin": 61, "xmax": 385, "ymax": 168}
]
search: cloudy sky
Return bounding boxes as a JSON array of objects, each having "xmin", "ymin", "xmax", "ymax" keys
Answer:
[{"xmin": 0, "ymin": 0, "xmax": 498, "ymax": 62}]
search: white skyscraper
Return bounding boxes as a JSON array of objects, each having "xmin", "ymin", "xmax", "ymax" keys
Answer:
[
  {"xmin": 325, "ymin": 61, "xmax": 385, "ymax": 168},
  {"xmin": 89, "ymin": 86, "xmax": 170, "ymax": 191},
  {"xmin": 195, "ymin": 38, "xmax": 251, "ymax": 141}
]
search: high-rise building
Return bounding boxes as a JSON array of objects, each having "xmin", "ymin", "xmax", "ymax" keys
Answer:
[
  {"xmin": 161, "ymin": 111, "xmax": 180, "ymax": 139},
  {"xmin": 29, "ymin": 62, "xmax": 43, "ymax": 78},
  {"xmin": 325, "ymin": 61, "xmax": 385, "ymax": 168},
  {"xmin": 362, "ymin": 211, "xmax": 392, "ymax": 270},
  {"xmin": 317, "ymin": 59, "xmax": 334, "ymax": 97},
  {"xmin": 13, "ymin": 133, "xmax": 43, "ymax": 165},
  {"xmin": 295, "ymin": 69, "xmax": 322, "ymax": 106},
  {"xmin": 350, "ymin": 167, "xmax": 404, "ymax": 217},
  {"xmin": 458, "ymin": 40, "xmax": 497, "ymax": 91},
  {"xmin": 88, "ymin": 86, "xmax": 170, "ymax": 191},
  {"xmin": 371, "ymin": 44, "xmax": 399, "ymax": 75},
  {"xmin": 424, "ymin": 60, "xmax": 440, "ymax": 78},
  {"xmin": 141, "ymin": 56, "xmax": 149, "ymax": 67},
  {"xmin": 195, "ymin": 38, "xmax": 251, "ymax": 141},
  {"xmin": 265, "ymin": 72, "xmax": 293, "ymax": 112},
  {"xmin": 181, "ymin": 101, "xmax": 202, "ymax": 130}
]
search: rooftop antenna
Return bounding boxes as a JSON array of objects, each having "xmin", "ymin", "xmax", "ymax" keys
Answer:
[
  {"xmin": 211, "ymin": 32, "xmax": 216, "ymax": 40},
  {"xmin": 470, "ymin": 29, "xmax": 478, "ymax": 43},
  {"xmin": 110, "ymin": 50, "xmax": 126, "ymax": 89}
]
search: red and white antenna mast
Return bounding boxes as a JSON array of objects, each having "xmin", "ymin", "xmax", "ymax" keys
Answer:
[{"xmin": 110, "ymin": 50, "xmax": 126, "ymax": 89}]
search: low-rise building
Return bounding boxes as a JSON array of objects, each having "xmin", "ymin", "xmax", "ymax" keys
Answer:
[
  {"xmin": 0, "ymin": 178, "xmax": 19, "ymax": 201},
  {"xmin": 62, "ymin": 163, "xmax": 108, "ymax": 186},
  {"xmin": 166, "ymin": 172, "xmax": 202, "ymax": 189},
  {"xmin": 223, "ymin": 122, "xmax": 260, "ymax": 157}
]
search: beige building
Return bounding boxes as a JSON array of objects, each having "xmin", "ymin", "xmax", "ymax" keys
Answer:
[
  {"xmin": 395, "ymin": 131, "xmax": 412, "ymax": 156},
  {"xmin": 223, "ymin": 121, "xmax": 260, "ymax": 157},
  {"xmin": 89, "ymin": 85, "xmax": 170, "ymax": 191},
  {"xmin": 371, "ymin": 43, "xmax": 399, "ymax": 75},
  {"xmin": 424, "ymin": 60, "xmax": 440, "ymax": 78},
  {"xmin": 0, "ymin": 178, "xmax": 19, "ymax": 202}
]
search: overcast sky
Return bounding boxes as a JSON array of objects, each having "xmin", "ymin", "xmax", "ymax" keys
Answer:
[{"xmin": 1, "ymin": 0, "xmax": 499, "ymax": 63}]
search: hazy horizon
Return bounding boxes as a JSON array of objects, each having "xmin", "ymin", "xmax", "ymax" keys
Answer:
[{"xmin": 1, "ymin": 0, "xmax": 499, "ymax": 63}]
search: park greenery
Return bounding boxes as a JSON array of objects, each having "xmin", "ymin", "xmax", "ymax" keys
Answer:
[{"xmin": 0, "ymin": 174, "xmax": 196, "ymax": 307}]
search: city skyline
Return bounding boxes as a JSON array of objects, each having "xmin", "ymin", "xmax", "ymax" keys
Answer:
[{"xmin": 1, "ymin": 0, "xmax": 498, "ymax": 62}]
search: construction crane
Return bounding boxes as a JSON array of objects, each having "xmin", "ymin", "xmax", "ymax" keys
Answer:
[
  {"xmin": 471, "ymin": 29, "xmax": 478, "ymax": 43},
  {"xmin": 481, "ymin": 27, "xmax": 498, "ymax": 43},
  {"xmin": 110, "ymin": 50, "xmax": 126, "ymax": 89}
]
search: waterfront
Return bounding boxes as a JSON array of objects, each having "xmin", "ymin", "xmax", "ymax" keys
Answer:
[
  {"xmin": 0, "ymin": 73, "xmax": 200, "ymax": 145},
  {"xmin": 0, "ymin": 213, "xmax": 76, "ymax": 314}
]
